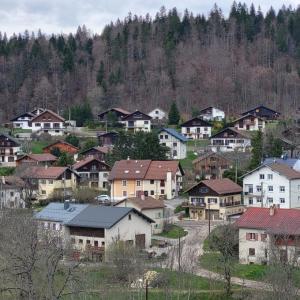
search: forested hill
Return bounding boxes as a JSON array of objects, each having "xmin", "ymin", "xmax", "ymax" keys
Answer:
[{"xmin": 1, "ymin": 3, "xmax": 300, "ymax": 122}]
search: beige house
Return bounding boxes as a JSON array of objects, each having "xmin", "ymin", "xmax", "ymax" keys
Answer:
[
  {"xmin": 184, "ymin": 178, "xmax": 244, "ymax": 220},
  {"xmin": 115, "ymin": 196, "xmax": 165, "ymax": 234}
]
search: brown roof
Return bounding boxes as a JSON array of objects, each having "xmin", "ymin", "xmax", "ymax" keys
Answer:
[
  {"xmin": 186, "ymin": 178, "xmax": 242, "ymax": 195},
  {"xmin": 108, "ymin": 160, "xmax": 182, "ymax": 181},
  {"xmin": 210, "ymin": 127, "xmax": 252, "ymax": 139},
  {"xmin": 21, "ymin": 166, "xmax": 72, "ymax": 179},
  {"xmin": 268, "ymin": 163, "xmax": 300, "ymax": 180},
  {"xmin": 43, "ymin": 140, "xmax": 79, "ymax": 151},
  {"xmin": 116, "ymin": 196, "xmax": 165, "ymax": 210},
  {"xmin": 94, "ymin": 146, "xmax": 111, "ymax": 154},
  {"xmin": 30, "ymin": 109, "xmax": 65, "ymax": 122},
  {"xmin": 113, "ymin": 107, "xmax": 131, "ymax": 115},
  {"xmin": 192, "ymin": 151, "xmax": 230, "ymax": 165},
  {"xmin": 17, "ymin": 153, "xmax": 57, "ymax": 162},
  {"xmin": 73, "ymin": 156, "xmax": 110, "ymax": 170}
]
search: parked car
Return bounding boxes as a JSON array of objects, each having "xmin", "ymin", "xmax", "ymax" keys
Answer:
[{"xmin": 94, "ymin": 194, "xmax": 110, "ymax": 202}]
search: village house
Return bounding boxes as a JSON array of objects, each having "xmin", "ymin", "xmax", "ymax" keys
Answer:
[
  {"xmin": 43, "ymin": 140, "xmax": 79, "ymax": 158},
  {"xmin": 115, "ymin": 196, "xmax": 165, "ymax": 234},
  {"xmin": 10, "ymin": 108, "xmax": 44, "ymax": 130},
  {"xmin": 21, "ymin": 166, "xmax": 79, "ymax": 200},
  {"xmin": 243, "ymin": 162, "xmax": 300, "ymax": 208},
  {"xmin": 158, "ymin": 128, "xmax": 187, "ymax": 159},
  {"xmin": 192, "ymin": 152, "xmax": 232, "ymax": 179},
  {"xmin": 148, "ymin": 107, "xmax": 166, "ymax": 120},
  {"xmin": 121, "ymin": 110, "xmax": 152, "ymax": 132},
  {"xmin": 109, "ymin": 159, "xmax": 184, "ymax": 200},
  {"xmin": 16, "ymin": 153, "xmax": 57, "ymax": 166},
  {"xmin": 198, "ymin": 106, "xmax": 225, "ymax": 121},
  {"xmin": 73, "ymin": 157, "xmax": 110, "ymax": 190},
  {"xmin": 236, "ymin": 206, "xmax": 300, "ymax": 265},
  {"xmin": 183, "ymin": 178, "xmax": 244, "ymax": 220},
  {"xmin": 241, "ymin": 105, "xmax": 280, "ymax": 121},
  {"xmin": 80, "ymin": 146, "xmax": 110, "ymax": 161},
  {"xmin": 0, "ymin": 133, "xmax": 21, "ymax": 167},
  {"xmin": 0, "ymin": 176, "xmax": 25, "ymax": 209},
  {"xmin": 181, "ymin": 117, "xmax": 212, "ymax": 139},
  {"xmin": 29, "ymin": 109, "xmax": 65, "ymax": 136},
  {"xmin": 98, "ymin": 107, "xmax": 130, "ymax": 122},
  {"xmin": 210, "ymin": 127, "xmax": 252, "ymax": 152},
  {"xmin": 232, "ymin": 114, "xmax": 265, "ymax": 132},
  {"xmin": 97, "ymin": 131, "xmax": 119, "ymax": 147}
]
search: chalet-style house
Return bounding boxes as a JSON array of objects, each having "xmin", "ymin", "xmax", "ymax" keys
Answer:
[
  {"xmin": 0, "ymin": 176, "xmax": 25, "ymax": 209},
  {"xmin": 184, "ymin": 178, "xmax": 244, "ymax": 220},
  {"xmin": 158, "ymin": 128, "xmax": 187, "ymax": 159},
  {"xmin": 21, "ymin": 166, "xmax": 79, "ymax": 200},
  {"xmin": 43, "ymin": 140, "xmax": 79, "ymax": 157},
  {"xmin": 10, "ymin": 108, "xmax": 44, "ymax": 129},
  {"xmin": 263, "ymin": 157, "xmax": 300, "ymax": 172},
  {"xmin": 181, "ymin": 117, "xmax": 212, "ymax": 139},
  {"xmin": 210, "ymin": 127, "xmax": 252, "ymax": 152},
  {"xmin": 30, "ymin": 109, "xmax": 65, "ymax": 136},
  {"xmin": 80, "ymin": 146, "xmax": 110, "ymax": 161},
  {"xmin": 198, "ymin": 107, "xmax": 225, "ymax": 121},
  {"xmin": 192, "ymin": 152, "xmax": 232, "ymax": 179},
  {"xmin": 115, "ymin": 196, "xmax": 165, "ymax": 234},
  {"xmin": 0, "ymin": 133, "xmax": 21, "ymax": 167},
  {"xmin": 98, "ymin": 107, "xmax": 130, "ymax": 122},
  {"xmin": 236, "ymin": 206, "xmax": 300, "ymax": 265},
  {"xmin": 241, "ymin": 105, "xmax": 280, "ymax": 121},
  {"xmin": 243, "ymin": 162, "xmax": 300, "ymax": 208},
  {"xmin": 121, "ymin": 110, "xmax": 152, "ymax": 132},
  {"xmin": 148, "ymin": 108, "xmax": 166, "ymax": 120},
  {"xmin": 109, "ymin": 159, "xmax": 184, "ymax": 200},
  {"xmin": 72, "ymin": 157, "xmax": 110, "ymax": 190},
  {"xmin": 97, "ymin": 131, "xmax": 119, "ymax": 146},
  {"xmin": 232, "ymin": 114, "xmax": 265, "ymax": 132},
  {"xmin": 16, "ymin": 153, "xmax": 57, "ymax": 166}
]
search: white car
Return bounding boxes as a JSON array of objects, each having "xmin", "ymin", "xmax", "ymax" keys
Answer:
[{"xmin": 95, "ymin": 194, "xmax": 110, "ymax": 202}]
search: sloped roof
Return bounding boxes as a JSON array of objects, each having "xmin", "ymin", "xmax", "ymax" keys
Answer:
[
  {"xmin": 72, "ymin": 156, "xmax": 110, "ymax": 170},
  {"xmin": 159, "ymin": 128, "xmax": 188, "ymax": 142},
  {"xmin": 10, "ymin": 112, "xmax": 34, "ymax": 121},
  {"xmin": 43, "ymin": 140, "xmax": 79, "ymax": 151},
  {"xmin": 35, "ymin": 202, "xmax": 88, "ymax": 223},
  {"xmin": 116, "ymin": 196, "xmax": 165, "ymax": 210},
  {"xmin": 232, "ymin": 113, "xmax": 264, "ymax": 123},
  {"xmin": 145, "ymin": 160, "xmax": 182, "ymax": 180},
  {"xmin": 180, "ymin": 117, "xmax": 212, "ymax": 127},
  {"xmin": 0, "ymin": 133, "xmax": 21, "ymax": 146},
  {"xmin": 235, "ymin": 207, "xmax": 300, "ymax": 235},
  {"xmin": 210, "ymin": 127, "xmax": 252, "ymax": 139},
  {"xmin": 80, "ymin": 146, "xmax": 111, "ymax": 155},
  {"xmin": 17, "ymin": 153, "xmax": 57, "ymax": 162},
  {"xmin": 192, "ymin": 151, "xmax": 231, "ymax": 165},
  {"xmin": 21, "ymin": 166, "xmax": 77, "ymax": 179},
  {"xmin": 241, "ymin": 105, "xmax": 280, "ymax": 116},
  {"xmin": 65, "ymin": 206, "xmax": 153, "ymax": 229},
  {"xmin": 121, "ymin": 110, "xmax": 152, "ymax": 120},
  {"xmin": 263, "ymin": 158, "xmax": 298, "ymax": 169},
  {"xmin": 30, "ymin": 109, "xmax": 65, "ymax": 122}
]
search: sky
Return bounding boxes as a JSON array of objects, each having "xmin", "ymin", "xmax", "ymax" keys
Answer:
[{"xmin": 0, "ymin": 0, "xmax": 299, "ymax": 37}]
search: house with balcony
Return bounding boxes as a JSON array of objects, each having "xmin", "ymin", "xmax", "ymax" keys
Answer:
[
  {"xmin": 184, "ymin": 178, "xmax": 244, "ymax": 220},
  {"xmin": 73, "ymin": 157, "xmax": 110, "ymax": 190},
  {"xmin": 232, "ymin": 114, "xmax": 265, "ymax": 132},
  {"xmin": 148, "ymin": 107, "xmax": 166, "ymax": 120},
  {"xmin": 241, "ymin": 105, "xmax": 280, "ymax": 121},
  {"xmin": 29, "ymin": 109, "xmax": 65, "ymax": 136},
  {"xmin": 121, "ymin": 110, "xmax": 152, "ymax": 132},
  {"xmin": 210, "ymin": 127, "xmax": 252, "ymax": 152},
  {"xmin": 16, "ymin": 153, "xmax": 57, "ymax": 166},
  {"xmin": 0, "ymin": 133, "xmax": 21, "ymax": 167},
  {"xmin": 109, "ymin": 159, "xmax": 184, "ymax": 200},
  {"xmin": 10, "ymin": 108, "xmax": 45, "ymax": 130},
  {"xmin": 236, "ymin": 206, "xmax": 300, "ymax": 265},
  {"xmin": 198, "ymin": 106, "xmax": 225, "ymax": 121},
  {"xmin": 80, "ymin": 146, "xmax": 111, "ymax": 161},
  {"xmin": 158, "ymin": 128, "xmax": 187, "ymax": 159},
  {"xmin": 98, "ymin": 107, "xmax": 130, "ymax": 122},
  {"xmin": 242, "ymin": 162, "xmax": 300, "ymax": 208},
  {"xmin": 181, "ymin": 117, "xmax": 212, "ymax": 139}
]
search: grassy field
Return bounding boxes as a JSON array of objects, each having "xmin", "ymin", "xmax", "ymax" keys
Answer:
[
  {"xmin": 31, "ymin": 141, "xmax": 49, "ymax": 154},
  {"xmin": 186, "ymin": 139, "xmax": 210, "ymax": 148},
  {"xmin": 156, "ymin": 224, "xmax": 188, "ymax": 239},
  {"xmin": 180, "ymin": 151, "xmax": 197, "ymax": 170},
  {"xmin": 0, "ymin": 167, "xmax": 15, "ymax": 176}
]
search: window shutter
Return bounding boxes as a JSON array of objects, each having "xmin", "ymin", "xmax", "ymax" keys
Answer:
[{"xmin": 246, "ymin": 233, "xmax": 250, "ymax": 240}]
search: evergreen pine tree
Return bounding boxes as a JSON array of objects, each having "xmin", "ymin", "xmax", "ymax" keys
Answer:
[
  {"xmin": 168, "ymin": 101, "xmax": 180, "ymax": 125},
  {"xmin": 248, "ymin": 131, "xmax": 263, "ymax": 170}
]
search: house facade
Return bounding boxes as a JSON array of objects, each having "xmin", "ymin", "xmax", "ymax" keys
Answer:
[
  {"xmin": 43, "ymin": 140, "xmax": 79, "ymax": 157},
  {"xmin": 243, "ymin": 163, "xmax": 300, "ymax": 208},
  {"xmin": 0, "ymin": 133, "xmax": 21, "ymax": 167},
  {"xmin": 30, "ymin": 110, "xmax": 65, "ymax": 136},
  {"xmin": 181, "ymin": 117, "xmax": 212, "ymax": 139},
  {"xmin": 184, "ymin": 178, "xmax": 244, "ymax": 220},
  {"xmin": 97, "ymin": 132, "xmax": 119, "ymax": 147},
  {"xmin": 241, "ymin": 105, "xmax": 280, "ymax": 120},
  {"xmin": 115, "ymin": 196, "xmax": 165, "ymax": 234},
  {"xmin": 232, "ymin": 114, "xmax": 265, "ymax": 131},
  {"xmin": 10, "ymin": 108, "xmax": 45, "ymax": 130},
  {"xmin": 0, "ymin": 176, "xmax": 25, "ymax": 209},
  {"xmin": 236, "ymin": 206, "xmax": 300, "ymax": 265},
  {"xmin": 158, "ymin": 128, "xmax": 187, "ymax": 159},
  {"xmin": 98, "ymin": 108, "xmax": 130, "ymax": 122},
  {"xmin": 109, "ymin": 160, "xmax": 184, "ymax": 200},
  {"xmin": 198, "ymin": 107, "xmax": 225, "ymax": 121},
  {"xmin": 73, "ymin": 157, "xmax": 110, "ymax": 190},
  {"xmin": 210, "ymin": 127, "xmax": 252, "ymax": 152},
  {"xmin": 16, "ymin": 153, "xmax": 57, "ymax": 166},
  {"xmin": 80, "ymin": 146, "xmax": 110, "ymax": 161},
  {"xmin": 121, "ymin": 110, "xmax": 152, "ymax": 132},
  {"xmin": 192, "ymin": 152, "xmax": 232, "ymax": 179},
  {"xmin": 148, "ymin": 108, "xmax": 166, "ymax": 120}
]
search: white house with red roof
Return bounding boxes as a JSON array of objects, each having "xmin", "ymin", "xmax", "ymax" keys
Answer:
[{"xmin": 236, "ymin": 206, "xmax": 300, "ymax": 264}]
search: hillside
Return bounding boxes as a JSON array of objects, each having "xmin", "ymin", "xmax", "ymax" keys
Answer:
[{"xmin": 1, "ymin": 3, "xmax": 300, "ymax": 122}]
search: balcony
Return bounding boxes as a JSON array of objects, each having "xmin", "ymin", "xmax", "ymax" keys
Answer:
[
  {"xmin": 220, "ymin": 201, "xmax": 242, "ymax": 207},
  {"xmin": 85, "ymin": 245, "xmax": 105, "ymax": 253},
  {"xmin": 182, "ymin": 201, "xmax": 206, "ymax": 208}
]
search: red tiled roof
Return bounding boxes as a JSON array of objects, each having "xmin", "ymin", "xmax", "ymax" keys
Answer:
[
  {"xmin": 235, "ymin": 207, "xmax": 300, "ymax": 235},
  {"xmin": 17, "ymin": 153, "xmax": 57, "ymax": 162},
  {"xmin": 145, "ymin": 160, "xmax": 180, "ymax": 180},
  {"xmin": 116, "ymin": 196, "xmax": 165, "ymax": 210},
  {"xmin": 268, "ymin": 163, "xmax": 300, "ymax": 180},
  {"xmin": 21, "ymin": 166, "xmax": 69, "ymax": 179},
  {"xmin": 73, "ymin": 156, "xmax": 110, "ymax": 170},
  {"xmin": 113, "ymin": 107, "xmax": 131, "ymax": 115},
  {"xmin": 43, "ymin": 140, "xmax": 79, "ymax": 151}
]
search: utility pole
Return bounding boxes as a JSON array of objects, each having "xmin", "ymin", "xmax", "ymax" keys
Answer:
[
  {"xmin": 208, "ymin": 200, "xmax": 211, "ymax": 235},
  {"xmin": 178, "ymin": 228, "xmax": 181, "ymax": 272},
  {"xmin": 145, "ymin": 279, "xmax": 148, "ymax": 300}
]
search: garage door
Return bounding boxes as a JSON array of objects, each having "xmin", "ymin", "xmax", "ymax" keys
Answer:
[{"xmin": 135, "ymin": 234, "xmax": 146, "ymax": 249}]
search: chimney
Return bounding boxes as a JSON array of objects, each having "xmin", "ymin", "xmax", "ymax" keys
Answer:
[
  {"xmin": 64, "ymin": 200, "xmax": 70, "ymax": 210},
  {"xmin": 269, "ymin": 204, "xmax": 275, "ymax": 216}
]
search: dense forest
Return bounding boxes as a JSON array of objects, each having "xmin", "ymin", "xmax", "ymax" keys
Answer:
[{"xmin": 1, "ymin": 3, "xmax": 300, "ymax": 122}]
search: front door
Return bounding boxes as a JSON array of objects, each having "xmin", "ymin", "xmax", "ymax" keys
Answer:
[{"xmin": 135, "ymin": 234, "xmax": 146, "ymax": 249}]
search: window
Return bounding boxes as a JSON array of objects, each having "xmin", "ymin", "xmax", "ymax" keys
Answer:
[
  {"xmin": 204, "ymin": 127, "xmax": 208, "ymax": 131},
  {"xmin": 94, "ymin": 241, "xmax": 99, "ymax": 247},
  {"xmin": 268, "ymin": 186, "xmax": 273, "ymax": 192},
  {"xmin": 261, "ymin": 234, "xmax": 267, "ymax": 242},
  {"xmin": 79, "ymin": 239, "xmax": 83, "ymax": 244},
  {"xmin": 248, "ymin": 198, "xmax": 253, "ymax": 205},
  {"xmin": 208, "ymin": 198, "xmax": 217, "ymax": 204},
  {"xmin": 102, "ymin": 241, "xmax": 105, "ymax": 246},
  {"xmin": 122, "ymin": 191, "xmax": 127, "ymax": 197},
  {"xmin": 279, "ymin": 186, "xmax": 285, "ymax": 192},
  {"xmin": 155, "ymin": 110, "xmax": 159, "ymax": 114},
  {"xmin": 165, "ymin": 135, "xmax": 168, "ymax": 139},
  {"xmin": 267, "ymin": 197, "xmax": 273, "ymax": 203},
  {"xmin": 150, "ymin": 190, "xmax": 154, "ymax": 195},
  {"xmin": 136, "ymin": 180, "xmax": 141, "ymax": 187},
  {"xmin": 150, "ymin": 180, "xmax": 154, "ymax": 184},
  {"xmin": 247, "ymin": 233, "xmax": 257, "ymax": 240},
  {"xmin": 249, "ymin": 248, "xmax": 255, "ymax": 256},
  {"xmin": 160, "ymin": 135, "xmax": 163, "ymax": 139},
  {"xmin": 10, "ymin": 191, "xmax": 14, "ymax": 197},
  {"xmin": 199, "ymin": 187, "xmax": 208, "ymax": 193},
  {"xmin": 42, "ymin": 190, "xmax": 46, "ymax": 195},
  {"xmin": 71, "ymin": 238, "xmax": 75, "ymax": 244},
  {"xmin": 173, "ymin": 150, "xmax": 177, "ymax": 157},
  {"xmin": 128, "ymin": 214, "xmax": 131, "ymax": 220},
  {"xmin": 35, "ymin": 123, "xmax": 41, "ymax": 127},
  {"xmin": 161, "ymin": 189, "xmax": 165, "ymax": 194},
  {"xmin": 48, "ymin": 180, "xmax": 53, "ymax": 184},
  {"xmin": 122, "ymin": 180, "xmax": 127, "ymax": 187},
  {"xmin": 280, "ymin": 198, "xmax": 285, "ymax": 203},
  {"xmin": 256, "ymin": 185, "xmax": 262, "ymax": 192},
  {"xmin": 267, "ymin": 174, "xmax": 273, "ymax": 180},
  {"xmin": 259, "ymin": 174, "xmax": 264, "ymax": 179},
  {"xmin": 40, "ymin": 179, "xmax": 46, "ymax": 184},
  {"xmin": 144, "ymin": 121, "xmax": 149, "ymax": 124},
  {"xmin": 52, "ymin": 223, "xmax": 56, "ymax": 230},
  {"xmin": 86, "ymin": 240, "xmax": 91, "ymax": 245},
  {"xmin": 257, "ymin": 198, "xmax": 262, "ymax": 203},
  {"xmin": 173, "ymin": 142, "xmax": 177, "ymax": 147}
]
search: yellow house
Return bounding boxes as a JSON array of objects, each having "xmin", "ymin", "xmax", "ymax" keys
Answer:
[
  {"xmin": 108, "ymin": 160, "xmax": 184, "ymax": 200},
  {"xmin": 22, "ymin": 166, "xmax": 79, "ymax": 200}
]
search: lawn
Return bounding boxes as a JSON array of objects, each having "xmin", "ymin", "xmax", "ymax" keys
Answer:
[
  {"xmin": 187, "ymin": 139, "xmax": 210, "ymax": 148},
  {"xmin": 156, "ymin": 224, "xmax": 188, "ymax": 239},
  {"xmin": 31, "ymin": 141, "xmax": 49, "ymax": 154},
  {"xmin": 180, "ymin": 151, "xmax": 197, "ymax": 170},
  {"xmin": 0, "ymin": 167, "xmax": 15, "ymax": 176}
]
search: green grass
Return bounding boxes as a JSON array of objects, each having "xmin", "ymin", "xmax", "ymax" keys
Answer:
[
  {"xmin": 0, "ymin": 167, "xmax": 15, "ymax": 176},
  {"xmin": 187, "ymin": 139, "xmax": 210, "ymax": 148},
  {"xmin": 31, "ymin": 141, "xmax": 49, "ymax": 154},
  {"xmin": 180, "ymin": 151, "xmax": 197, "ymax": 170},
  {"xmin": 157, "ymin": 224, "xmax": 188, "ymax": 239},
  {"xmin": 12, "ymin": 128, "xmax": 32, "ymax": 133}
]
